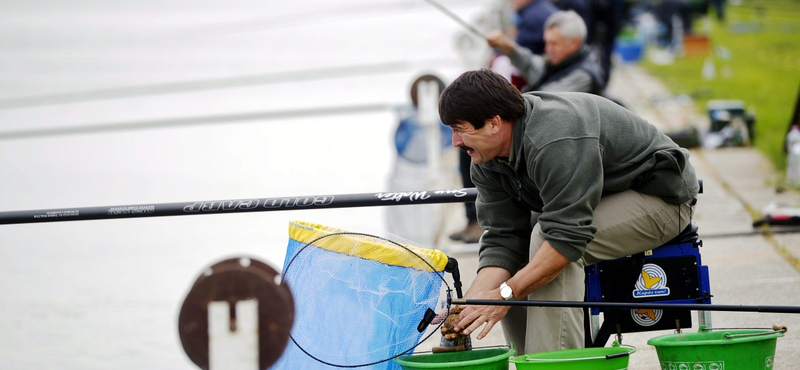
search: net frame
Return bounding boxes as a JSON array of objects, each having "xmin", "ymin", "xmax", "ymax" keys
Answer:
[{"xmin": 281, "ymin": 223, "xmax": 454, "ymax": 368}]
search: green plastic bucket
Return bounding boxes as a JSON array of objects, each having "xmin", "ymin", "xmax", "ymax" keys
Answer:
[
  {"xmin": 393, "ymin": 346, "xmax": 515, "ymax": 370},
  {"xmin": 509, "ymin": 343, "xmax": 635, "ymax": 370},
  {"xmin": 647, "ymin": 326, "xmax": 785, "ymax": 370}
]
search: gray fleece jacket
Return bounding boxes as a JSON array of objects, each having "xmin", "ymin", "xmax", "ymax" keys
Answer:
[{"xmin": 472, "ymin": 92, "xmax": 699, "ymax": 273}]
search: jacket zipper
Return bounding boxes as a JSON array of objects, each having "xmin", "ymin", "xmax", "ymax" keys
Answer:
[{"xmin": 482, "ymin": 164, "xmax": 524, "ymax": 202}]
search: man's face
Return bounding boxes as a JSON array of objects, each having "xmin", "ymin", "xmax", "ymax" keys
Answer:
[
  {"xmin": 544, "ymin": 26, "xmax": 581, "ymax": 65},
  {"xmin": 450, "ymin": 118, "xmax": 504, "ymax": 164}
]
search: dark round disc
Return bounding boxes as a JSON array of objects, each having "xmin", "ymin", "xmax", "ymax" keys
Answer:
[{"xmin": 178, "ymin": 257, "xmax": 294, "ymax": 369}]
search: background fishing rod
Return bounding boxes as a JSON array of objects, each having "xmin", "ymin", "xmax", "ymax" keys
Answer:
[
  {"xmin": 0, "ymin": 59, "xmax": 457, "ymax": 111},
  {"xmin": 452, "ymin": 298, "xmax": 800, "ymax": 314},
  {"xmin": 0, "ymin": 188, "xmax": 478, "ymax": 225},
  {"xmin": 0, "ymin": 102, "xmax": 402, "ymax": 140},
  {"xmin": 702, "ymin": 226, "xmax": 800, "ymax": 239},
  {"xmin": 422, "ymin": 0, "xmax": 486, "ymax": 39}
]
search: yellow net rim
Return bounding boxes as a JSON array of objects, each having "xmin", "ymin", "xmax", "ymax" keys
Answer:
[{"xmin": 288, "ymin": 220, "xmax": 448, "ymax": 272}]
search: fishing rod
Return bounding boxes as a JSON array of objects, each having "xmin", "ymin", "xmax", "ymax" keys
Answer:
[
  {"xmin": 422, "ymin": 0, "xmax": 486, "ymax": 39},
  {"xmin": 702, "ymin": 226, "xmax": 800, "ymax": 239},
  {"xmin": 451, "ymin": 299, "xmax": 800, "ymax": 314},
  {"xmin": 0, "ymin": 188, "xmax": 478, "ymax": 225},
  {"xmin": 0, "ymin": 103, "xmax": 400, "ymax": 140},
  {"xmin": 0, "ymin": 59, "xmax": 458, "ymax": 111}
]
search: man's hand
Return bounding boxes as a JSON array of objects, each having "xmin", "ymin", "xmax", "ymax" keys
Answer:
[
  {"xmin": 439, "ymin": 305, "xmax": 467, "ymax": 340},
  {"xmin": 445, "ymin": 288, "xmax": 511, "ymax": 340},
  {"xmin": 441, "ymin": 266, "xmax": 510, "ymax": 341},
  {"xmin": 441, "ymin": 237, "xmax": 572, "ymax": 341},
  {"xmin": 486, "ymin": 31, "xmax": 517, "ymax": 55}
]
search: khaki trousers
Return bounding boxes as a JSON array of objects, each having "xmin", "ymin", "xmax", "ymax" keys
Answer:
[{"xmin": 500, "ymin": 190, "xmax": 694, "ymax": 354}]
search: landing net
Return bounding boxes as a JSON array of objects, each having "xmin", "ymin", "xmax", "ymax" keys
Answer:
[{"xmin": 272, "ymin": 220, "xmax": 451, "ymax": 369}]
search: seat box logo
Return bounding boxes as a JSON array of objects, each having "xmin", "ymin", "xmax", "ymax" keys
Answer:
[
  {"xmin": 632, "ymin": 263, "xmax": 670, "ymax": 298},
  {"xmin": 631, "ymin": 308, "xmax": 663, "ymax": 327}
]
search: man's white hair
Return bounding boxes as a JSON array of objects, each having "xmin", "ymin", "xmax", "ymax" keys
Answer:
[{"xmin": 544, "ymin": 10, "xmax": 587, "ymax": 43}]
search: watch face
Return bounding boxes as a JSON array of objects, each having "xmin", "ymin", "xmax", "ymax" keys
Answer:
[{"xmin": 501, "ymin": 286, "xmax": 512, "ymax": 299}]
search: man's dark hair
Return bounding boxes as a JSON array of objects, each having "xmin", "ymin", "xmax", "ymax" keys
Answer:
[{"xmin": 438, "ymin": 69, "xmax": 525, "ymax": 129}]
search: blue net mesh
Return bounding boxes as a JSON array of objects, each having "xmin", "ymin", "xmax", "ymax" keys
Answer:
[{"xmin": 272, "ymin": 221, "xmax": 449, "ymax": 369}]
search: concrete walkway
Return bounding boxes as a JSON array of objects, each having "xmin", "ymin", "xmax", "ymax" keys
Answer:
[
  {"xmin": 431, "ymin": 64, "xmax": 800, "ymax": 369},
  {"xmin": 609, "ymin": 63, "xmax": 800, "ymax": 369}
]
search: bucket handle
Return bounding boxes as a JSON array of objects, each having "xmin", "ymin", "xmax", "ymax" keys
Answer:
[
  {"xmin": 723, "ymin": 331, "xmax": 783, "ymax": 339},
  {"xmin": 524, "ymin": 344, "xmax": 636, "ymax": 362},
  {"xmin": 700, "ymin": 324, "xmax": 787, "ymax": 339}
]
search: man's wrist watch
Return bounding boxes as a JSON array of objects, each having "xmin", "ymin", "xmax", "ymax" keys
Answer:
[{"xmin": 499, "ymin": 281, "xmax": 515, "ymax": 301}]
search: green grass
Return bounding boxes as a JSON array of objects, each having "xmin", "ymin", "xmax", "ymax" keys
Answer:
[{"xmin": 639, "ymin": 0, "xmax": 800, "ymax": 175}]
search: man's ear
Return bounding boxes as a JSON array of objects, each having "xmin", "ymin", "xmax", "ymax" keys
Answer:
[
  {"xmin": 487, "ymin": 115, "xmax": 502, "ymax": 130},
  {"xmin": 490, "ymin": 115, "xmax": 507, "ymax": 133},
  {"xmin": 570, "ymin": 37, "xmax": 583, "ymax": 50}
]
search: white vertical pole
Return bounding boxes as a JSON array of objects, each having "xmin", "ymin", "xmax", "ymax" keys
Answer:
[
  {"xmin": 417, "ymin": 80, "xmax": 449, "ymax": 247},
  {"xmin": 698, "ymin": 310, "xmax": 712, "ymax": 328},
  {"xmin": 417, "ymin": 80, "xmax": 442, "ymax": 186},
  {"xmin": 208, "ymin": 299, "xmax": 259, "ymax": 370}
]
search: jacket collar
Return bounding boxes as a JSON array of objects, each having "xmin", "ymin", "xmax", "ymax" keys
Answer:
[{"xmin": 545, "ymin": 44, "xmax": 591, "ymax": 71}]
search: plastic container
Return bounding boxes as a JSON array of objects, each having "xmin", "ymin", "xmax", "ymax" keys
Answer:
[
  {"xmin": 647, "ymin": 326, "xmax": 784, "ymax": 370},
  {"xmin": 394, "ymin": 111, "xmax": 452, "ymax": 164},
  {"xmin": 613, "ymin": 38, "xmax": 644, "ymax": 63},
  {"xmin": 393, "ymin": 346, "xmax": 515, "ymax": 370},
  {"xmin": 509, "ymin": 343, "xmax": 635, "ymax": 370}
]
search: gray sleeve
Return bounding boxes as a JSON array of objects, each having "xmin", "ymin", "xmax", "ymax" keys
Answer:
[
  {"xmin": 507, "ymin": 46, "xmax": 546, "ymax": 84},
  {"xmin": 539, "ymin": 70, "xmax": 594, "ymax": 93}
]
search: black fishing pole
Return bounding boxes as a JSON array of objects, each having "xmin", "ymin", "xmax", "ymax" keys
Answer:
[
  {"xmin": 451, "ymin": 299, "xmax": 800, "ymax": 314},
  {"xmin": 0, "ymin": 188, "xmax": 478, "ymax": 225},
  {"xmin": 703, "ymin": 227, "xmax": 800, "ymax": 239}
]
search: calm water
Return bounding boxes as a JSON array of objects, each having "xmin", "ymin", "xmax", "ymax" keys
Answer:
[{"xmin": 0, "ymin": 1, "xmax": 485, "ymax": 368}]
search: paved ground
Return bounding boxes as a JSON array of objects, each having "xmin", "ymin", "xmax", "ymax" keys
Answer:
[
  {"xmin": 609, "ymin": 63, "xmax": 800, "ymax": 370},
  {"xmin": 429, "ymin": 63, "xmax": 800, "ymax": 369}
]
